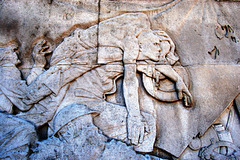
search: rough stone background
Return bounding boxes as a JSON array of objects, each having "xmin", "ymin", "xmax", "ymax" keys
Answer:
[
  {"xmin": 1, "ymin": 0, "xmax": 239, "ymax": 69},
  {"xmin": 0, "ymin": 0, "xmax": 239, "ymax": 159}
]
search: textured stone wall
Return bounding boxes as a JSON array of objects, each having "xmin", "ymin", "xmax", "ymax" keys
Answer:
[{"xmin": 0, "ymin": 0, "xmax": 239, "ymax": 159}]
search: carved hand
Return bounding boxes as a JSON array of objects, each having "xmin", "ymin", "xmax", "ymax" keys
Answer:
[
  {"xmin": 176, "ymin": 80, "xmax": 193, "ymax": 107},
  {"xmin": 183, "ymin": 92, "xmax": 193, "ymax": 107},
  {"xmin": 32, "ymin": 40, "xmax": 52, "ymax": 67},
  {"xmin": 127, "ymin": 113, "xmax": 145, "ymax": 145},
  {"xmin": 33, "ymin": 40, "xmax": 52, "ymax": 56}
]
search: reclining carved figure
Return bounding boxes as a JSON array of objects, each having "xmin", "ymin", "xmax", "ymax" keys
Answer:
[
  {"xmin": 0, "ymin": 13, "xmax": 193, "ymax": 156},
  {"xmin": 20, "ymin": 13, "xmax": 192, "ymax": 152}
]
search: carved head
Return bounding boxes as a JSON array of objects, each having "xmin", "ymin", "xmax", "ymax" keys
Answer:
[
  {"xmin": 0, "ymin": 43, "xmax": 20, "ymax": 65},
  {"xmin": 153, "ymin": 31, "xmax": 179, "ymax": 65},
  {"xmin": 137, "ymin": 30, "xmax": 179, "ymax": 65},
  {"xmin": 137, "ymin": 31, "xmax": 161, "ymax": 62}
]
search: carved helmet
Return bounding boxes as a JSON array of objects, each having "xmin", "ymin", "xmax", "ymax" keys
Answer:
[{"xmin": 53, "ymin": 104, "xmax": 100, "ymax": 135}]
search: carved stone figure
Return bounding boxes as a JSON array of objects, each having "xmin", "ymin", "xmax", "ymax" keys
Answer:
[
  {"xmin": 0, "ymin": 41, "xmax": 51, "ymax": 159},
  {"xmin": 0, "ymin": 40, "xmax": 53, "ymax": 114},
  {"xmin": 16, "ymin": 13, "xmax": 192, "ymax": 155},
  {"xmin": 0, "ymin": 1, "xmax": 240, "ymax": 159},
  {"xmin": 0, "ymin": 43, "xmax": 31, "ymax": 113},
  {"xmin": 30, "ymin": 104, "xmax": 151, "ymax": 159}
]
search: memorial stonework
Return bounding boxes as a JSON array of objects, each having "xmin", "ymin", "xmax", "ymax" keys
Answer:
[{"xmin": 0, "ymin": 0, "xmax": 239, "ymax": 159}]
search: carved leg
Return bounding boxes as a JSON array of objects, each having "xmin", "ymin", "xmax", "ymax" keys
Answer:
[{"xmin": 92, "ymin": 101, "xmax": 156, "ymax": 153}]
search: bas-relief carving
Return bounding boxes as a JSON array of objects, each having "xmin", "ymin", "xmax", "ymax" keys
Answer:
[
  {"xmin": 0, "ymin": 13, "xmax": 193, "ymax": 159},
  {"xmin": 0, "ymin": 1, "xmax": 240, "ymax": 159}
]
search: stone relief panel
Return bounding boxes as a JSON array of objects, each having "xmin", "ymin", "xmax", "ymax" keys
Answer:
[{"xmin": 0, "ymin": 0, "xmax": 239, "ymax": 159}]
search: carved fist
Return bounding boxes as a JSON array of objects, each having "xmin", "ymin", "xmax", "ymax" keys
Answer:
[
  {"xmin": 32, "ymin": 40, "xmax": 52, "ymax": 67},
  {"xmin": 176, "ymin": 80, "xmax": 193, "ymax": 107},
  {"xmin": 127, "ymin": 114, "xmax": 145, "ymax": 145},
  {"xmin": 33, "ymin": 40, "xmax": 52, "ymax": 56}
]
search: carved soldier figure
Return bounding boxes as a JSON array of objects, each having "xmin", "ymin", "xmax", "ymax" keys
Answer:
[
  {"xmin": 0, "ymin": 40, "xmax": 52, "ymax": 159},
  {"xmin": 19, "ymin": 13, "xmax": 192, "ymax": 153},
  {"xmin": 0, "ymin": 40, "xmax": 52, "ymax": 113},
  {"xmin": 11, "ymin": 13, "xmax": 193, "ymax": 157}
]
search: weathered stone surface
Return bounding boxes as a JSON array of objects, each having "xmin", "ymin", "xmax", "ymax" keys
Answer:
[
  {"xmin": 0, "ymin": 0, "xmax": 239, "ymax": 159},
  {"xmin": 0, "ymin": 113, "xmax": 37, "ymax": 160},
  {"xmin": 151, "ymin": 0, "xmax": 240, "ymax": 66},
  {"xmin": 153, "ymin": 65, "xmax": 240, "ymax": 157}
]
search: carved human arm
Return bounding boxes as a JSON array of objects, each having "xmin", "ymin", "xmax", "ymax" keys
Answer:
[
  {"xmin": 27, "ymin": 40, "xmax": 52, "ymax": 85},
  {"xmin": 23, "ymin": 85, "xmax": 52, "ymax": 105},
  {"xmin": 0, "ymin": 79, "xmax": 33, "ymax": 112},
  {"xmin": 123, "ymin": 64, "xmax": 144, "ymax": 145},
  {"xmin": 155, "ymin": 65, "xmax": 192, "ymax": 107},
  {"xmin": 23, "ymin": 55, "xmax": 99, "ymax": 105},
  {"xmin": 123, "ymin": 37, "xmax": 145, "ymax": 145},
  {"xmin": 137, "ymin": 63, "xmax": 193, "ymax": 107}
]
